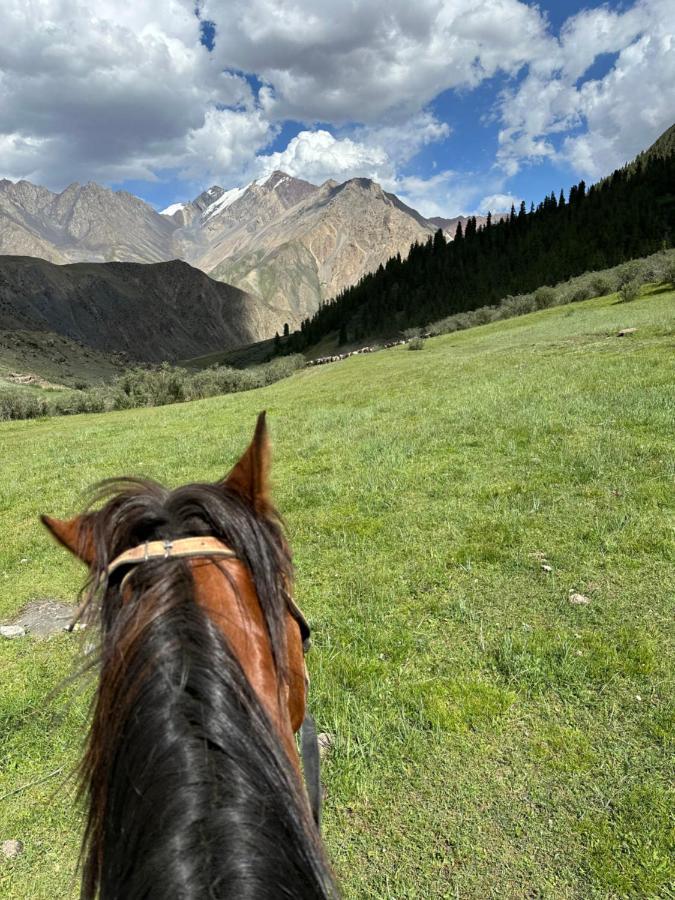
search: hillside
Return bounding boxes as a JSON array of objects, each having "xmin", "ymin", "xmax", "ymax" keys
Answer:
[
  {"xmin": 0, "ymin": 256, "xmax": 278, "ymax": 363},
  {"xmin": 291, "ymin": 123, "xmax": 675, "ymax": 348},
  {"xmin": 0, "ymin": 180, "xmax": 176, "ymax": 264},
  {"xmin": 0, "ymin": 330, "xmax": 125, "ymax": 387},
  {"xmin": 1, "ymin": 285, "xmax": 673, "ymax": 898},
  {"xmin": 205, "ymin": 176, "xmax": 438, "ymax": 328}
]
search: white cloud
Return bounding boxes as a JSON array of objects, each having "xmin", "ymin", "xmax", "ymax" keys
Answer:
[
  {"xmin": 202, "ymin": 0, "xmax": 551, "ymax": 123},
  {"xmin": 497, "ymin": 0, "xmax": 675, "ymax": 178},
  {"xmin": 0, "ymin": 0, "xmax": 671, "ymax": 210},
  {"xmin": 353, "ymin": 112, "xmax": 451, "ymax": 168},
  {"xmin": 479, "ymin": 193, "xmax": 521, "ymax": 213},
  {"xmin": 254, "ymin": 129, "xmax": 391, "ymax": 184},
  {"xmin": 184, "ymin": 109, "xmax": 275, "ymax": 180},
  {"xmin": 0, "ymin": 0, "xmax": 258, "ymax": 187},
  {"xmin": 383, "ymin": 171, "xmax": 516, "ymax": 219}
]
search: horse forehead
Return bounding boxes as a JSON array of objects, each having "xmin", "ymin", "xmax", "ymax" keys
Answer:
[{"xmin": 190, "ymin": 558, "xmax": 268, "ymax": 637}]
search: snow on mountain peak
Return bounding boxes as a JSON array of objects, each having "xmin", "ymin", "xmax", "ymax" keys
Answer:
[
  {"xmin": 161, "ymin": 202, "xmax": 187, "ymax": 216},
  {"xmin": 201, "ymin": 185, "xmax": 247, "ymax": 221}
]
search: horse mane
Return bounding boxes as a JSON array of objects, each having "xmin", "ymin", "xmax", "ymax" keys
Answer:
[{"xmin": 76, "ymin": 477, "xmax": 338, "ymax": 899}]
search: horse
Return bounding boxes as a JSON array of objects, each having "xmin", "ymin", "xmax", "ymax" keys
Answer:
[{"xmin": 42, "ymin": 412, "xmax": 339, "ymax": 899}]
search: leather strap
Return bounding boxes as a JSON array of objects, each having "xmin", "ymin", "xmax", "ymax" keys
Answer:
[
  {"xmin": 106, "ymin": 537, "xmax": 237, "ymax": 579},
  {"xmin": 300, "ymin": 712, "xmax": 322, "ymax": 828}
]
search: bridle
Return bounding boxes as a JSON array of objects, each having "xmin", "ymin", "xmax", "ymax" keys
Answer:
[{"xmin": 100, "ymin": 536, "xmax": 323, "ymax": 827}]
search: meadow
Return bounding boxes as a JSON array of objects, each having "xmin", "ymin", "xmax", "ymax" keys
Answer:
[{"xmin": 0, "ymin": 285, "xmax": 673, "ymax": 898}]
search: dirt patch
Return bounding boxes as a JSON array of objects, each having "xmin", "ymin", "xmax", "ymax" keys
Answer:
[
  {"xmin": 5, "ymin": 372, "xmax": 64, "ymax": 389},
  {"xmin": 10, "ymin": 599, "xmax": 74, "ymax": 637}
]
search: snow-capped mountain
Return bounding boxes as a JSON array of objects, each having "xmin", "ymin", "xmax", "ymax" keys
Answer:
[{"xmin": 0, "ymin": 171, "xmax": 441, "ymax": 335}]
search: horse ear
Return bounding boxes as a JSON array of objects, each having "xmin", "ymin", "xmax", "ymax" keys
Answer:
[
  {"xmin": 222, "ymin": 411, "xmax": 271, "ymax": 513},
  {"xmin": 41, "ymin": 513, "xmax": 96, "ymax": 566}
]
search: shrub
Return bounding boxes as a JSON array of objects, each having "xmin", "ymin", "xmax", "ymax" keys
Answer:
[
  {"xmin": 618, "ymin": 279, "xmax": 641, "ymax": 303},
  {"xmin": 471, "ymin": 305, "xmax": 497, "ymax": 325},
  {"xmin": 407, "ymin": 336, "xmax": 425, "ymax": 350},
  {"xmin": 500, "ymin": 294, "xmax": 536, "ymax": 317},
  {"xmin": 0, "ymin": 390, "xmax": 48, "ymax": 421},
  {"xmin": 616, "ymin": 261, "xmax": 649, "ymax": 289},
  {"xmin": 429, "ymin": 316, "xmax": 459, "ymax": 335},
  {"xmin": 664, "ymin": 260, "xmax": 675, "ymax": 287},
  {"xmin": 590, "ymin": 275, "xmax": 613, "ymax": 297},
  {"xmin": 534, "ymin": 286, "xmax": 558, "ymax": 309},
  {"xmin": 570, "ymin": 284, "xmax": 593, "ymax": 303},
  {"xmin": 403, "ymin": 327, "xmax": 422, "ymax": 340}
]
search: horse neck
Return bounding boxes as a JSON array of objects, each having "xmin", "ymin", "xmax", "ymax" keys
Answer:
[{"xmin": 80, "ymin": 567, "xmax": 333, "ymax": 899}]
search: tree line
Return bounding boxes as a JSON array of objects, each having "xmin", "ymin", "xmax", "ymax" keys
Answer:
[{"xmin": 286, "ymin": 149, "xmax": 674, "ymax": 349}]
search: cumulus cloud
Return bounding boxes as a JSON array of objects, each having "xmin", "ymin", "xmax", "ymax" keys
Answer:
[
  {"xmin": 381, "ymin": 171, "xmax": 516, "ymax": 219},
  {"xmin": 254, "ymin": 130, "xmax": 390, "ymax": 184},
  {"xmin": 0, "ymin": 0, "xmax": 264, "ymax": 187},
  {"xmin": 0, "ymin": 0, "xmax": 672, "ymax": 211},
  {"xmin": 479, "ymin": 193, "xmax": 522, "ymax": 213},
  {"xmin": 203, "ymin": 0, "xmax": 551, "ymax": 123},
  {"xmin": 497, "ymin": 0, "xmax": 674, "ymax": 178}
]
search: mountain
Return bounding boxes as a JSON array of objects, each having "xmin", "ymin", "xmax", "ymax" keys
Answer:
[
  {"xmin": 0, "ymin": 171, "xmax": 444, "ymax": 335},
  {"xmin": 0, "ymin": 180, "xmax": 177, "ymax": 264},
  {"xmin": 289, "ymin": 124, "xmax": 675, "ymax": 350},
  {"xmin": 428, "ymin": 213, "xmax": 507, "ymax": 237},
  {"xmin": 0, "ymin": 256, "xmax": 281, "ymax": 363},
  {"xmin": 199, "ymin": 175, "xmax": 439, "ymax": 327}
]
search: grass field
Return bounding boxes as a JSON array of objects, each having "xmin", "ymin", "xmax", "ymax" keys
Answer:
[{"xmin": 0, "ymin": 285, "xmax": 673, "ymax": 898}]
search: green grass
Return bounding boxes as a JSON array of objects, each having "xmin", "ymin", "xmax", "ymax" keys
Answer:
[{"xmin": 1, "ymin": 285, "xmax": 673, "ymax": 898}]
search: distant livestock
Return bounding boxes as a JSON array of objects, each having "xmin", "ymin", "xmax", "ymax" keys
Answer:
[{"xmin": 306, "ymin": 335, "xmax": 430, "ymax": 367}]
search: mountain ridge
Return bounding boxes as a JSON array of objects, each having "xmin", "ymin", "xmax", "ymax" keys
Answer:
[
  {"xmin": 0, "ymin": 171, "xmax": 496, "ymax": 336},
  {"xmin": 0, "ymin": 256, "xmax": 282, "ymax": 363}
]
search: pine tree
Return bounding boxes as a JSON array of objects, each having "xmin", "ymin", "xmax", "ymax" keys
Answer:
[{"xmin": 283, "ymin": 322, "xmax": 289, "ymax": 337}]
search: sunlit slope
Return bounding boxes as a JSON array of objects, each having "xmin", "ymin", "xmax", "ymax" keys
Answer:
[{"xmin": 0, "ymin": 285, "xmax": 673, "ymax": 899}]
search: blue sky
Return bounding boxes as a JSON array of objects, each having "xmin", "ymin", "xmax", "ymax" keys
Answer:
[{"xmin": 0, "ymin": 0, "xmax": 673, "ymax": 218}]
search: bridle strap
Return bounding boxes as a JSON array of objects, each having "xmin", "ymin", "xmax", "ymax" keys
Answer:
[
  {"xmin": 106, "ymin": 537, "xmax": 237, "ymax": 580},
  {"xmin": 300, "ymin": 712, "xmax": 322, "ymax": 828}
]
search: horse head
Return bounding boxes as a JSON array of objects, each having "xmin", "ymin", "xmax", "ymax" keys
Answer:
[{"xmin": 42, "ymin": 412, "xmax": 337, "ymax": 899}]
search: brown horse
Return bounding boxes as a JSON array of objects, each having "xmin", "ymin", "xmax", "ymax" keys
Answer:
[{"xmin": 42, "ymin": 413, "xmax": 338, "ymax": 899}]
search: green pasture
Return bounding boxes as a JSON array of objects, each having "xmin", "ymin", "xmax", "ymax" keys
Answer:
[{"xmin": 0, "ymin": 286, "xmax": 673, "ymax": 898}]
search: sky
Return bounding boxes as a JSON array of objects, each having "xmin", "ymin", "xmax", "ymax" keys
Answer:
[{"xmin": 0, "ymin": 0, "xmax": 673, "ymax": 218}]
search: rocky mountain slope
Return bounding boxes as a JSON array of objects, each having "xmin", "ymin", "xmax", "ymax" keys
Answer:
[
  {"xmin": 0, "ymin": 180, "xmax": 176, "ymax": 264},
  {"xmin": 0, "ymin": 172, "xmax": 450, "ymax": 334},
  {"xmin": 201, "ymin": 175, "xmax": 439, "ymax": 326},
  {"xmin": 0, "ymin": 256, "xmax": 278, "ymax": 362}
]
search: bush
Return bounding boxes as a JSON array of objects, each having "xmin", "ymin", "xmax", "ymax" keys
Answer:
[
  {"xmin": 664, "ymin": 260, "xmax": 675, "ymax": 287},
  {"xmin": 0, "ymin": 352, "xmax": 307, "ymax": 421},
  {"xmin": 0, "ymin": 390, "xmax": 48, "ymax": 421},
  {"xmin": 403, "ymin": 327, "xmax": 422, "ymax": 340},
  {"xmin": 500, "ymin": 294, "xmax": 536, "ymax": 317},
  {"xmin": 618, "ymin": 279, "xmax": 641, "ymax": 303},
  {"xmin": 534, "ymin": 287, "xmax": 558, "ymax": 309},
  {"xmin": 570, "ymin": 284, "xmax": 593, "ymax": 303},
  {"xmin": 471, "ymin": 305, "xmax": 497, "ymax": 325},
  {"xmin": 617, "ymin": 261, "xmax": 645, "ymax": 289},
  {"xmin": 590, "ymin": 275, "xmax": 613, "ymax": 297},
  {"xmin": 407, "ymin": 336, "xmax": 425, "ymax": 350}
]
